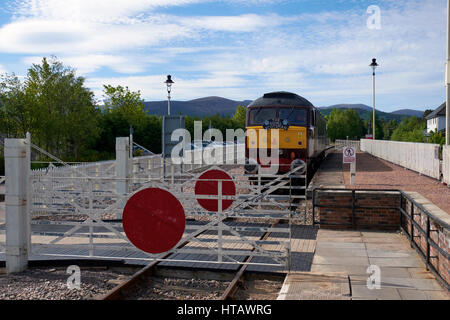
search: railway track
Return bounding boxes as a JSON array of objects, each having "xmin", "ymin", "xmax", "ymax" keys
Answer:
[{"xmin": 100, "ymin": 222, "xmax": 282, "ymax": 300}]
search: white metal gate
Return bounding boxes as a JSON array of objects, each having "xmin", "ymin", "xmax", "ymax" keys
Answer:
[{"xmin": 4, "ymin": 136, "xmax": 308, "ymax": 271}]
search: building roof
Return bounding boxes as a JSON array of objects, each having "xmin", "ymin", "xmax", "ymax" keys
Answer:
[{"xmin": 425, "ymin": 102, "xmax": 446, "ymax": 120}]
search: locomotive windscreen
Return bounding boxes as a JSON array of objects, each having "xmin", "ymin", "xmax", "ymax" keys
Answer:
[{"xmin": 248, "ymin": 107, "xmax": 308, "ymax": 126}]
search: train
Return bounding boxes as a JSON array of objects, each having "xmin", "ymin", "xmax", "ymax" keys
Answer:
[{"xmin": 244, "ymin": 91, "xmax": 328, "ymax": 180}]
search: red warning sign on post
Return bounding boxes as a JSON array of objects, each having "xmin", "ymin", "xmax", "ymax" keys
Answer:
[
  {"xmin": 195, "ymin": 169, "xmax": 236, "ymax": 212},
  {"xmin": 122, "ymin": 188, "xmax": 186, "ymax": 254},
  {"xmin": 343, "ymin": 146, "xmax": 356, "ymax": 164}
]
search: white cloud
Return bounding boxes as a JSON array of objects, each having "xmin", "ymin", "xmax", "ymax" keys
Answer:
[{"xmin": 0, "ymin": 0, "xmax": 447, "ymax": 110}]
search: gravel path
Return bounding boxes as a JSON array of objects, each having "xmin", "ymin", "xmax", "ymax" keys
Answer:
[
  {"xmin": 0, "ymin": 267, "xmax": 135, "ymax": 300},
  {"xmin": 343, "ymin": 152, "xmax": 450, "ymax": 214}
]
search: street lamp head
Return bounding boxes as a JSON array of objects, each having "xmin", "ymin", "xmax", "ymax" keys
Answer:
[
  {"xmin": 370, "ymin": 58, "xmax": 379, "ymax": 72},
  {"xmin": 165, "ymin": 75, "xmax": 174, "ymax": 93}
]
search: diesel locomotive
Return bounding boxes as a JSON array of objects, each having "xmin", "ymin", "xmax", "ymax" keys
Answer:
[{"xmin": 244, "ymin": 91, "xmax": 328, "ymax": 179}]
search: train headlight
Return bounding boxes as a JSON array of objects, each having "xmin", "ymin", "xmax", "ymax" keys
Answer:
[
  {"xmin": 245, "ymin": 158, "xmax": 258, "ymax": 174},
  {"xmin": 290, "ymin": 159, "xmax": 306, "ymax": 175}
]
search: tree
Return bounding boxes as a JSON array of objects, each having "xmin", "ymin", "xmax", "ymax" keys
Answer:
[
  {"xmin": 0, "ymin": 57, "xmax": 99, "ymax": 160},
  {"xmin": 382, "ymin": 119, "xmax": 398, "ymax": 141},
  {"xmin": 429, "ymin": 129, "xmax": 445, "ymax": 146},
  {"xmin": 391, "ymin": 117, "xmax": 426, "ymax": 142},
  {"xmin": 96, "ymin": 85, "xmax": 152, "ymax": 155},
  {"xmin": 326, "ymin": 109, "xmax": 365, "ymax": 142},
  {"xmin": 232, "ymin": 105, "xmax": 247, "ymax": 129}
]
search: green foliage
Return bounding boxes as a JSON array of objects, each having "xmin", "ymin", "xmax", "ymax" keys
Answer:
[
  {"xmin": 326, "ymin": 108, "xmax": 365, "ymax": 142},
  {"xmin": 0, "ymin": 57, "xmax": 100, "ymax": 160},
  {"xmin": 232, "ymin": 105, "xmax": 247, "ymax": 128},
  {"xmin": 390, "ymin": 117, "xmax": 426, "ymax": 142},
  {"xmin": 429, "ymin": 130, "xmax": 445, "ymax": 146},
  {"xmin": 95, "ymin": 85, "xmax": 159, "ymax": 155},
  {"xmin": 381, "ymin": 119, "xmax": 398, "ymax": 140}
]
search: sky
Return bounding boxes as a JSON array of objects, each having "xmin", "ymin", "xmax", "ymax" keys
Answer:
[{"xmin": 0, "ymin": 0, "xmax": 447, "ymax": 112}]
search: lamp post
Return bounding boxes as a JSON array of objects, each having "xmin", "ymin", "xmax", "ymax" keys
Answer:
[
  {"xmin": 370, "ymin": 58, "xmax": 379, "ymax": 140},
  {"xmin": 446, "ymin": 0, "xmax": 450, "ymax": 145},
  {"xmin": 165, "ymin": 75, "xmax": 174, "ymax": 116}
]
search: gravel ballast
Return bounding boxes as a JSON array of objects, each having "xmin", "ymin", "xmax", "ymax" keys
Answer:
[{"xmin": 0, "ymin": 267, "xmax": 135, "ymax": 300}]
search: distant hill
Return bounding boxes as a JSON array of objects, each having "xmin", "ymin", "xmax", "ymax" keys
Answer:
[
  {"xmin": 143, "ymin": 97, "xmax": 252, "ymax": 117},
  {"xmin": 318, "ymin": 104, "xmax": 424, "ymax": 122},
  {"xmin": 142, "ymin": 97, "xmax": 424, "ymax": 120},
  {"xmin": 391, "ymin": 109, "xmax": 424, "ymax": 117},
  {"xmin": 320, "ymin": 104, "xmax": 373, "ymax": 112}
]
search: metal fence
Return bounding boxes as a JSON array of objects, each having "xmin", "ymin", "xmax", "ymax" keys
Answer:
[
  {"xmin": 443, "ymin": 145, "xmax": 450, "ymax": 185},
  {"xmin": 334, "ymin": 140, "xmax": 361, "ymax": 152},
  {"xmin": 361, "ymin": 139, "xmax": 441, "ymax": 180}
]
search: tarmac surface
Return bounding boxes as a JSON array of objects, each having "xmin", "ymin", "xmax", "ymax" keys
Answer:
[{"xmin": 343, "ymin": 152, "xmax": 450, "ymax": 214}]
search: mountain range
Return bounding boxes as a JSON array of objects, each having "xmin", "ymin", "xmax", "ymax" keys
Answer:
[
  {"xmin": 143, "ymin": 97, "xmax": 252, "ymax": 117},
  {"xmin": 143, "ymin": 97, "xmax": 424, "ymax": 121}
]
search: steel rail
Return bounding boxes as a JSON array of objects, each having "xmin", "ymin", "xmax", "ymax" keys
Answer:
[
  {"xmin": 99, "ymin": 236, "xmax": 196, "ymax": 300},
  {"xmin": 219, "ymin": 222, "xmax": 278, "ymax": 300}
]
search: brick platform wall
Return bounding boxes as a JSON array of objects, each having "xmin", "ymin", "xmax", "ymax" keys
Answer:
[{"xmin": 316, "ymin": 190, "xmax": 401, "ymax": 231}]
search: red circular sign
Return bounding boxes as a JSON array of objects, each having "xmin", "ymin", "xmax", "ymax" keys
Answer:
[
  {"xmin": 195, "ymin": 170, "xmax": 236, "ymax": 212},
  {"xmin": 122, "ymin": 188, "xmax": 185, "ymax": 254}
]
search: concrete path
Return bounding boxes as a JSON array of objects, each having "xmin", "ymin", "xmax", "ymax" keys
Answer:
[
  {"xmin": 308, "ymin": 151, "xmax": 345, "ymax": 190},
  {"xmin": 309, "ymin": 229, "xmax": 449, "ymax": 300}
]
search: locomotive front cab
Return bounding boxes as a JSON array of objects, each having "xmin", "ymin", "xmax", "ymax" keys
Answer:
[{"xmin": 245, "ymin": 92, "xmax": 314, "ymax": 175}]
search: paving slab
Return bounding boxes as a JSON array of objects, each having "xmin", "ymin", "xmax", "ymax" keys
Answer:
[
  {"xmin": 424, "ymin": 290, "xmax": 450, "ymax": 300},
  {"xmin": 367, "ymin": 249, "xmax": 416, "ymax": 258},
  {"xmin": 361, "ymin": 231, "xmax": 401, "ymax": 238},
  {"xmin": 362, "ymin": 237, "xmax": 404, "ymax": 244},
  {"xmin": 315, "ymin": 248, "xmax": 368, "ymax": 258},
  {"xmin": 277, "ymin": 272, "xmax": 351, "ymax": 300},
  {"xmin": 316, "ymin": 237, "xmax": 363, "ymax": 243},
  {"xmin": 310, "ymin": 264, "xmax": 369, "ymax": 277},
  {"xmin": 313, "ymin": 255, "xmax": 369, "ymax": 267},
  {"xmin": 407, "ymin": 268, "xmax": 436, "ymax": 279},
  {"xmin": 317, "ymin": 230, "xmax": 361, "ymax": 238},
  {"xmin": 369, "ymin": 257, "xmax": 424, "ymax": 268},
  {"xmin": 315, "ymin": 242, "xmax": 366, "ymax": 250},
  {"xmin": 365, "ymin": 243, "xmax": 415, "ymax": 251},
  {"xmin": 351, "ymin": 285, "xmax": 402, "ymax": 300},
  {"xmin": 398, "ymin": 289, "xmax": 428, "ymax": 300}
]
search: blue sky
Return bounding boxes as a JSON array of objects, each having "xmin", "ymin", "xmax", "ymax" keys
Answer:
[{"xmin": 0, "ymin": 0, "xmax": 447, "ymax": 111}]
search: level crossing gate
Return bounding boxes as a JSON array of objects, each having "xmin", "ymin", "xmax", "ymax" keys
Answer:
[{"xmin": 1, "ymin": 135, "xmax": 308, "ymax": 272}]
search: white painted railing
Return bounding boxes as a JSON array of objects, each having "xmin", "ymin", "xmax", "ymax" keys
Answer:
[
  {"xmin": 361, "ymin": 139, "xmax": 441, "ymax": 180},
  {"xmin": 443, "ymin": 145, "xmax": 450, "ymax": 185},
  {"xmin": 335, "ymin": 140, "xmax": 361, "ymax": 151}
]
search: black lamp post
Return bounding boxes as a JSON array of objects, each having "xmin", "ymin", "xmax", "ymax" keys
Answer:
[
  {"xmin": 165, "ymin": 75, "xmax": 174, "ymax": 116},
  {"xmin": 370, "ymin": 58, "xmax": 379, "ymax": 139}
]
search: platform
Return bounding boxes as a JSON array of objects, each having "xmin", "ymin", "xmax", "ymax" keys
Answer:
[{"xmin": 278, "ymin": 229, "xmax": 449, "ymax": 300}]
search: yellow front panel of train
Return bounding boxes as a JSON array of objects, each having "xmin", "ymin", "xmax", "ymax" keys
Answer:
[{"xmin": 247, "ymin": 126, "xmax": 307, "ymax": 149}]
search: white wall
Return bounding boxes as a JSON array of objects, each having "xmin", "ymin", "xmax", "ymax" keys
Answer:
[
  {"xmin": 361, "ymin": 139, "xmax": 441, "ymax": 180},
  {"xmin": 427, "ymin": 116, "xmax": 446, "ymax": 133},
  {"xmin": 444, "ymin": 145, "xmax": 450, "ymax": 185}
]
